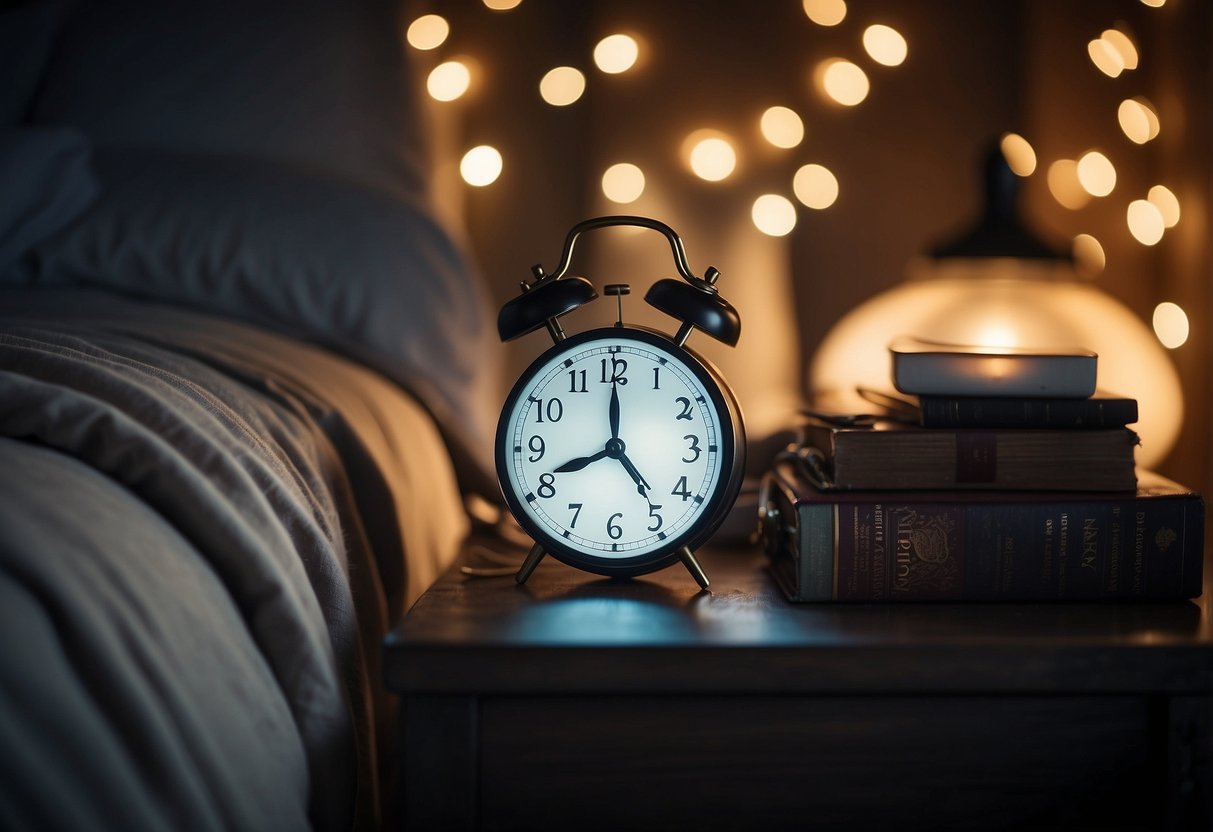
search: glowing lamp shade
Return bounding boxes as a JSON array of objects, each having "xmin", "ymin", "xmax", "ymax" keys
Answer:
[{"xmin": 809, "ymin": 144, "xmax": 1183, "ymax": 467}]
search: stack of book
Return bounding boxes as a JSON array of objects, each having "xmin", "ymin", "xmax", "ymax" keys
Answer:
[{"xmin": 763, "ymin": 340, "xmax": 1205, "ymax": 603}]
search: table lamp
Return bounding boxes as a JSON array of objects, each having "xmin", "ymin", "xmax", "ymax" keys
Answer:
[{"xmin": 809, "ymin": 140, "xmax": 1182, "ymax": 468}]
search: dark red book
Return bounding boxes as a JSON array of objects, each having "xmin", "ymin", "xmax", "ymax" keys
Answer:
[{"xmin": 761, "ymin": 461, "xmax": 1204, "ymax": 602}]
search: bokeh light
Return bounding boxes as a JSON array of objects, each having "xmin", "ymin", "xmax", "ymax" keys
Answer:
[
  {"xmin": 792, "ymin": 163, "xmax": 839, "ymax": 209},
  {"xmin": 862, "ymin": 24, "xmax": 908, "ymax": 66},
  {"xmin": 1118, "ymin": 97, "xmax": 1160, "ymax": 144},
  {"xmin": 1127, "ymin": 199, "xmax": 1165, "ymax": 245},
  {"xmin": 815, "ymin": 59, "xmax": 869, "ymax": 106},
  {"xmin": 752, "ymin": 194, "xmax": 797, "ymax": 237},
  {"xmin": 999, "ymin": 133, "xmax": 1037, "ymax": 176},
  {"xmin": 759, "ymin": 106, "xmax": 805, "ymax": 149},
  {"xmin": 427, "ymin": 60, "xmax": 471, "ymax": 102},
  {"xmin": 460, "ymin": 145, "xmax": 503, "ymax": 186},
  {"xmin": 1076, "ymin": 150, "xmax": 1116, "ymax": 197},
  {"xmin": 539, "ymin": 66, "xmax": 586, "ymax": 106},
  {"xmin": 803, "ymin": 0, "xmax": 847, "ymax": 26},
  {"xmin": 685, "ymin": 131, "xmax": 737, "ymax": 181},
  {"xmin": 1047, "ymin": 159, "xmax": 1090, "ymax": 210},
  {"xmin": 1088, "ymin": 38, "xmax": 1125, "ymax": 77},
  {"xmin": 601, "ymin": 163, "xmax": 646, "ymax": 204},
  {"xmin": 483, "ymin": 0, "xmax": 522, "ymax": 9},
  {"xmin": 1147, "ymin": 184, "xmax": 1180, "ymax": 227},
  {"xmin": 594, "ymin": 34, "xmax": 639, "ymax": 74},
  {"xmin": 406, "ymin": 15, "xmax": 449, "ymax": 51},
  {"xmin": 1101, "ymin": 29, "xmax": 1138, "ymax": 69},
  {"xmin": 1072, "ymin": 234, "xmax": 1106, "ymax": 275},
  {"xmin": 1153, "ymin": 302, "xmax": 1189, "ymax": 348},
  {"xmin": 1140, "ymin": 0, "xmax": 1165, "ymax": 6}
]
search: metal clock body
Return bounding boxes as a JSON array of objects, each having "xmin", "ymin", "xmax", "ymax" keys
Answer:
[{"xmin": 496, "ymin": 326, "xmax": 744, "ymax": 580}]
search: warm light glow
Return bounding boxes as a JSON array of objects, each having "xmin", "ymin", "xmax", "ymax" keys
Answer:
[
  {"xmin": 792, "ymin": 163, "xmax": 839, "ymax": 209},
  {"xmin": 1141, "ymin": 0, "xmax": 1165, "ymax": 6},
  {"xmin": 1118, "ymin": 97, "xmax": 1160, "ymax": 144},
  {"xmin": 406, "ymin": 15, "xmax": 449, "ymax": 51},
  {"xmin": 760, "ymin": 106, "xmax": 804, "ymax": 149},
  {"xmin": 1147, "ymin": 185, "xmax": 1180, "ymax": 227},
  {"xmin": 1047, "ymin": 160, "xmax": 1089, "ymax": 210},
  {"xmin": 862, "ymin": 24, "xmax": 907, "ymax": 67},
  {"xmin": 1101, "ymin": 29, "xmax": 1138, "ymax": 70},
  {"xmin": 539, "ymin": 66, "xmax": 586, "ymax": 106},
  {"xmin": 1153, "ymin": 302, "xmax": 1189, "ymax": 349},
  {"xmin": 1127, "ymin": 199, "xmax": 1165, "ymax": 245},
  {"xmin": 803, "ymin": 0, "xmax": 847, "ymax": 26},
  {"xmin": 751, "ymin": 194, "xmax": 797, "ymax": 237},
  {"xmin": 1076, "ymin": 150, "xmax": 1116, "ymax": 197},
  {"xmin": 999, "ymin": 133, "xmax": 1037, "ymax": 176},
  {"xmin": 593, "ymin": 34, "xmax": 639, "ymax": 74},
  {"xmin": 685, "ymin": 132, "xmax": 737, "ymax": 182},
  {"xmin": 460, "ymin": 145, "xmax": 502, "ymax": 186},
  {"xmin": 1088, "ymin": 38, "xmax": 1125, "ymax": 77},
  {"xmin": 601, "ymin": 163, "xmax": 645, "ymax": 204},
  {"xmin": 483, "ymin": 0, "xmax": 522, "ymax": 9},
  {"xmin": 816, "ymin": 59, "xmax": 869, "ymax": 106},
  {"xmin": 1072, "ymin": 234, "xmax": 1105, "ymax": 275},
  {"xmin": 427, "ymin": 60, "xmax": 471, "ymax": 102}
]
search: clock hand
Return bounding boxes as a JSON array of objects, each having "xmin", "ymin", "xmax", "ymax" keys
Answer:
[
  {"xmin": 617, "ymin": 451, "xmax": 652, "ymax": 497},
  {"xmin": 609, "ymin": 379, "xmax": 620, "ymax": 441},
  {"xmin": 553, "ymin": 449, "xmax": 610, "ymax": 473}
]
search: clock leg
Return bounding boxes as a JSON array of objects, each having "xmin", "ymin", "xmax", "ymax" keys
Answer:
[
  {"xmin": 515, "ymin": 542, "xmax": 546, "ymax": 585},
  {"xmin": 678, "ymin": 545, "xmax": 710, "ymax": 590}
]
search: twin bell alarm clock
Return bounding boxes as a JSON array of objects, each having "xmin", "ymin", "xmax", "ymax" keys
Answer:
[{"xmin": 494, "ymin": 216, "xmax": 746, "ymax": 589}]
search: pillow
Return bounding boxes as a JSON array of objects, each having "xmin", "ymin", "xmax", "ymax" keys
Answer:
[
  {"xmin": 0, "ymin": 0, "xmax": 72, "ymax": 125},
  {"xmin": 0, "ymin": 126, "xmax": 98, "ymax": 272},
  {"xmin": 16, "ymin": 148, "xmax": 500, "ymax": 488},
  {"xmin": 32, "ymin": 0, "xmax": 427, "ymax": 198}
]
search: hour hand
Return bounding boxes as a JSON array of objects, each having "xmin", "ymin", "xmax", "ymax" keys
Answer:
[{"xmin": 553, "ymin": 449, "xmax": 609, "ymax": 473}]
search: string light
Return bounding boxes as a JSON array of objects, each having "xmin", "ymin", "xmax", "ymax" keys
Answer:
[
  {"xmin": 539, "ymin": 67, "xmax": 586, "ymax": 106},
  {"xmin": 862, "ymin": 24, "xmax": 908, "ymax": 67},
  {"xmin": 759, "ymin": 106, "xmax": 804, "ymax": 149},
  {"xmin": 792, "ymin": 163, "xmax": 839, "ymax": 209},
  {"xmin": 1127, "ymin": 199, "xmax": 1165, "ymax": 245},
  {"xmin": 594, "ymin": 34, "xmax": 639, "ymax": 74},
  {"xmin": 601, "ymin": 163, "xmax": 646, "ymax": 204},
  {"xmin": 406, "ymin": 15, "xmax": 449, "ymax": 51},
  {"xmin": 752, "ymin": 194, "xmax": 797, "ymax": 236},
  {"xmin": 815, "ymin": 59, "xmax": 869, "ymax": 106},
  {"xmin": 427, "ymin": 60, "xmax": 471, "ymax": 102},
  {"xmin": 1153, "ymin": 302, "xmax": 1189, "ymax": 348},
  {"xmin": 999, "ymin": 133, "xmax": 1036, "ymax": 176},
  {"xmin": 1076, "ymin": 150, "xmax": 1116, "ymax": 197},
  {"xmin": 803, "ymin": 0, "xmax": 846, "ymax": 26},
  {"xmin": 460, "ymin": 145, "xmax": 503, "ymax": 186}
]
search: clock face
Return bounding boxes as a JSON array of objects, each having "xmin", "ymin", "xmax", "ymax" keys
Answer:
[{"xmin": 496, "ymin": 327, "xmax": 740, "ymax": 572}]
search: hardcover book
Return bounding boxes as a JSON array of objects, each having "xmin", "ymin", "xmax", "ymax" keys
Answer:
[
  {"xmin": 917, "ymin": 393, "xmax": 1139, "ymax": 430},
  {"xmin": 888, "ymin": 337, "xmax": 1098, "ymax": 398},
  {"xmin": 761, "ymin": 461, "xmax": 1205, "ymax": 603},
  {"xmin": 797, "ymin": 418, "xmax": 1138, "ymax": 492}
]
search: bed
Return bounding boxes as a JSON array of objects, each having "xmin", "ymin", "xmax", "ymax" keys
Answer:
[{"xmin": 0, "ymin": 0, "xmax": 498, "ymax": 828}]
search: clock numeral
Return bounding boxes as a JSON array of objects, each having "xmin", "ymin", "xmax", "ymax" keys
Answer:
[
  {"xmin": 528, "ymin": 435, "xmax": 545, "ymax": 462},
  {"xmin": 672, "ymin": 476, "xmax": 692, "ymax": 501},
  {"xmin": 600, "ymin": 356, "xmax": 628, "ymax": 385},
  {"xmin": 674, "ymin": 397, "xmax": 694, "ymax": 421},
  {"xmin": 568, "ymin": 369, "xmax": 587, "ymax": 393},
  {"xmin": 682, "ymin": 434, "xmax": 702, "ymax": 463},
  {"xmin": 534, "ymin": 397, "xmax": 563, "ymax": 423},
  {"xmin": 647, "ymin": 503, "xmax": 664, "ymax": 532},
  {"xmin": 652, "ymin": 367, "xmax": 661, "ymax": 390},
  {"xmin": 567, "ymin": 502, "xmax": 583, "ymax": 528},
  {"xmin": 537, "ymin": 473, "xmax": 556, "ymax": 499},
  {"xmin": 606, "ymin": 512, "xmax": 624, "ymax": 540}
]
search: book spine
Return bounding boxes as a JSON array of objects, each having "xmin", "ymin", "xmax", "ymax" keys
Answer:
[
  {"xmin": 918, "ymin": 397, "xmax": 1139, "ymax": 429},
  {"xmin": 794, "ymin": 494, "xmax": 1203, "ymax": 602}
]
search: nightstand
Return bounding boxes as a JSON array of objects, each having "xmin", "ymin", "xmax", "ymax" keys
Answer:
[{"xmin": 384, "ymin": 543, "xmax": 1213, "ymax": 831}]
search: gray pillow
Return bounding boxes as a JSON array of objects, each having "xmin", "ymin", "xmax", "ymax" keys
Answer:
[
  {"xmin": 17, "ymin": 148, "xmax": 500, "ymax": 486},
  {"xmin": 0, "ymin": 0, "xmax": 72, "ymax": 125}
]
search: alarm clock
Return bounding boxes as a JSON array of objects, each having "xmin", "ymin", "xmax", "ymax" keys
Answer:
[{"xmin": 494, "ymin": 216, "xmax": 746, "ymax": 589}]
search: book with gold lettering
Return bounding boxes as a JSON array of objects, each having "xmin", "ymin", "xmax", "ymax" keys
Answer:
[
  {"xmin": 796, "ymin": 417, "xmax": 1138, "ymax": 492},
  {"xmin": 760, "ymin": 460, "xmax": 1204, "ymax": 602}
]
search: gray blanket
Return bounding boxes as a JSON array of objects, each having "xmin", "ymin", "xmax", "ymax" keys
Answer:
[{"xmin": 0, "ymin": 289, "xmax": 468, "ymax": 830}]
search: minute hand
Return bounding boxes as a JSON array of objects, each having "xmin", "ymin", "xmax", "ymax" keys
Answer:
[{"xmin": 617, "ymin": 452, "xmax": 651, "ymax": 496}]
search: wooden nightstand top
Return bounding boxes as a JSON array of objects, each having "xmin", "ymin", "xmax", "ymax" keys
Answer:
[{"xmin": 384, "ymin": 543, "xmax": 1213, "ymax": 697}]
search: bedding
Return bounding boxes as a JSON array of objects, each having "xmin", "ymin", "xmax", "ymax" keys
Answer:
[{"xmin": 0, "ymin": 288, "xmax": 470, "ymax": 830}]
